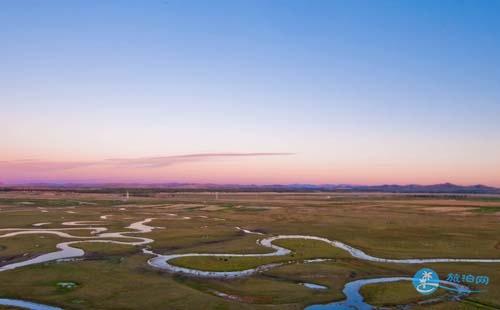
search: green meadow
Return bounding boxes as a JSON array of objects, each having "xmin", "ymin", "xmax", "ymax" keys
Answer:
[{"xmin": 0, "ymin": 192, "xmax": 499, "ymax": 309}]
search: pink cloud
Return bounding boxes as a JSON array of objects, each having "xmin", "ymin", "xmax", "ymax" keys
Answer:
[{"xmin": 0, "ymin": 152, "xmax": 294, "ymax": 171}]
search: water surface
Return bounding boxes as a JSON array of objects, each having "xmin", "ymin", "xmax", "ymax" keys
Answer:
[{"xmin": 0, "ymin": 298, "xmax": 62, "ymax": 310}]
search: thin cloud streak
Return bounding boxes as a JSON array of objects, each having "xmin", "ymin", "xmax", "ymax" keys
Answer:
[
  {"xmin": 0, "ymin": 152, "xmax": 295, "ymax": 171},
  {"xmin": 107, "ymin": 153, "xmax": 294, "ymax": 168}
]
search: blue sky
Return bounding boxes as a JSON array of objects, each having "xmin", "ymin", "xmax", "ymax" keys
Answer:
[{"xmin": 1, "ymin": 1, "xmax": 500, "ymax": 185}]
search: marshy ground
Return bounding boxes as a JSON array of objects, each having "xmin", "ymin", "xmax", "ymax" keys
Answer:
[{"xmin": 0, "ymin": 191, "xmax": 499, "ymax": 309}]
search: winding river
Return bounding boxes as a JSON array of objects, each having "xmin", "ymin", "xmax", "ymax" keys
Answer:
[
  {"xmin": 0, "ymin": 219, "xmax": 155, "ymax": 272},
  {"xmin": 0, "ymin": 298, "xmax": 62, "ymax": 310},
  {"xmin": 145, "ymin": 234, "xmax": 500, "ymax": 278},
  {"xmin": 0, "ymin": 219, "xmax": 498, "ymax": 309},
  {"xmin": 305, "ymin": 277, "xmax": 471, "ymax": 309}
]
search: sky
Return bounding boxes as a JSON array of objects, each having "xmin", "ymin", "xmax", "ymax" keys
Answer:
[{"xmin": 1, "ymin": 0, "xmax": 500, "ymax": 186}]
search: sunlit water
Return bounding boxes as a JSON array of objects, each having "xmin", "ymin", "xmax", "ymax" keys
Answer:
[
  {"xmin": 301, "ymin": 283, "xmax": 328, "ymax": 290},
  {"xmin": 0, "ymin": 220, "xmax": 495, "ymax": 309},
  {"xmin": 145, "ymin": 234, "xmax": 500, "ymax": 277},
  {"xmin": 0, "ymin": 298, "xmax": 62, "ymax": 310},
  {"xmin": 305, "ymin": 277, "xmax": 470, "ymax": 309}
]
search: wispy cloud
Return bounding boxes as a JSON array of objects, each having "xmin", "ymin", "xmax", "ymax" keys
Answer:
[
  {"xmin": 0, "ymin": 152, "xmax": 294, "ymax": 171},
  {"xmin": 106, "ymin": 153, "xmax": 294, "ymax": 168}
]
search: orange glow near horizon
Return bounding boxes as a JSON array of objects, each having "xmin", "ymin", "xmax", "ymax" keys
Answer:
[
  {"xmin": 2, "ymin": 1, "xmax": 500, "ymax": 188},
  {"xmin": 1, "ymin": 154, "xmax": 499, "ymax": 187}
]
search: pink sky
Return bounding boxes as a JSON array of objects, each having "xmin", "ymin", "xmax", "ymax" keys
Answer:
[
  {"xmin": 2, "ymin": 1, "xmax": 500, "ymax": 187},
  {"xmin": 1, "ymin": 152, "xmax": 499, "ymax": 186}
]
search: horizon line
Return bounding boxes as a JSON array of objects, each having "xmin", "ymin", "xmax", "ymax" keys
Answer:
[{"xmin": 1, "ymin": 181, "xmax": 498, "ymax": 189}]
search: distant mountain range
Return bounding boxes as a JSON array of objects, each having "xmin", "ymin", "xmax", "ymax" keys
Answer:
[{"xmin": 1, "ymin": 182, "xmax": 500, "ymax": 194}]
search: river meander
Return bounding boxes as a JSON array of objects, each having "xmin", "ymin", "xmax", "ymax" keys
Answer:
[{"xmin": 0, "ymin": 219, "xmax": 497, "ymax": 309}]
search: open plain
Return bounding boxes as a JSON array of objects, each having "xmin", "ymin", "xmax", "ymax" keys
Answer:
[{"xmin": 0, "ymin": 190, "xmax": 499, "ymax": 309}]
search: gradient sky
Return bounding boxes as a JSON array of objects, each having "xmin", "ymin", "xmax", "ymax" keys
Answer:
[{"xmin": 1, "ymin": 0, "xmax": 500, "ymax": 185}]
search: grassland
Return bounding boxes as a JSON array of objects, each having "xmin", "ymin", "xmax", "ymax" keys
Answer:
[
  {"xmin": 360, "ymin": 281, "xmax": 447, "ymax": 306},
  {"xmin": 0, "ymin": 191, "xmax": 499, "ymax": 309}
]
